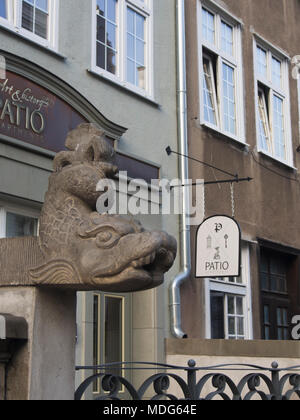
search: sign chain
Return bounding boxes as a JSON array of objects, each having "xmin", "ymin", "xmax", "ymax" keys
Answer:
[{"xmin": 230, "ymin": 183, "xmax": 235, "ymax": 219}]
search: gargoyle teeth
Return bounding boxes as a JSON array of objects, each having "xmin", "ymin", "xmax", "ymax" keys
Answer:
[{"xmin": 132, "ymin": 252, "xmax": 156, "ymax": 269}]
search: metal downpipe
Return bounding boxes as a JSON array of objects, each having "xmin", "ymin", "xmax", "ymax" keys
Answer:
[{"xmin": 169, "ymin": 0, "xmax": 191, "ymax": 339}]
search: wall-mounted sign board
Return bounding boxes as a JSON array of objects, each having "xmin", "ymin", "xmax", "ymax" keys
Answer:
[{"xmin": 196, "ymin": 215, "xmax": 241, "ymax": 278}]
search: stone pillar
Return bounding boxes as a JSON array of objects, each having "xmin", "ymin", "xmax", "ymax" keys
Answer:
[{"xmin": 0, "ymin": 288, "xmax": 76, "ymax": 400}]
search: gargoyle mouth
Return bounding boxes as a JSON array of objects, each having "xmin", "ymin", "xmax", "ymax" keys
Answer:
[{"xmin": 92, "ymin": 235, "xmax": 177, "ymax": 293}]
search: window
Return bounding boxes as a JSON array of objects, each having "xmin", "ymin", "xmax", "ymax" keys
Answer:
[
  {"xmin": 199, "ymin": 2, "xmax": 245, "ymax": 142},
  {"xmin": 92, "ymin": 0, "xmax": 153, "ymax": 97},
  {"xmin": 206, "ymin": 245, "xmax": 252, "ymax": 340},
  {"xmin": 92, "ymin": 293, "xmax": 128, "ymax": 396},
  {"xmin": 260, "ymin": 249, "xmax": 292, "ymax": 341},
  {"xmin": 22, "ymin": 0, "xmax": 49, "ymax": 40},
  {"xmin": 0, "ymin": 0, "xmax": 58, "ymax": 49},
  {"xmin": 0, "ymin": 205, "xmax": 39, "ymax": 239},
  {"xmin": 254, "ymin": 39, "xmax": 293, "ymax": 165}
]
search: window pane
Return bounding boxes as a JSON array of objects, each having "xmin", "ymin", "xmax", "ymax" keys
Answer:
[
  {"xmin": 107, "ymin": 21, "xmax": 116, "ymax": 49},
  {"xmin": 210, "ymin": 292, "xmax": 225, "ymax": 339},
  {"xmin": 96, "ymin": 42, "xmax": 106, "ymax": 69},
  {"xmin": 227, "ymin": 296, "xmax": 235, "ymax": 315},
  {"xmin": 203, "ymin": 58, "xmax": 217, "ymax": 125},
  {"xmin": 97, "ymin": 0, "xmax": 105, "ymax": 16},
  {"xmin": 96, "ymin": 0, "xmax": 118, "ymax": 75},
  {"xmin": 105, "ymin": 296, "xmax": 123, "ymax": 377},
  {"xmin": 237, "ymin": 318, "xmax": 244, "ymax": 335},
  {"xmin": 97, "ymin": 14, "xmax": 105, "ymax": 43},
  {"xmin": 228, "ymin": 317, "xmax": 235, "ymax": 335},
  {"xmin": 257, "ymin": 46, "xmax": 267, "ymax": 79},
  {"xmin": 36, "ymin": 0, "xmax": 48, "ymax": 12},
  {"xmin": 0, "ymin": 0, "xmax": 6, "ymax": 18},
  {"xmin": 107, "ymin": 47, "xmax": 116, "ymax": 74},
  {"xmin": 22, "ymin": 1, "xmax": 34, "ymax": 32},
  {"xmin": 258, "ymin": 90, "xmax": 271, "ymax": 153},
  {"xmin": 273, "ymin": 95, "xmax": 285, "ymax": 160},
  {"xmin": 202, "ymin": 8, "xmax": 215, "ymax": 44},
  {"xmin": 126, "ymin": 8, "xmax": 146, "ymax": 88},
  {"xmin": 127, "ymin": 7, "xmax": 135, "ymax": 33},
  {"xmin": 6, "ymin": 212, "xmax": 37, "ymax": 238},
  {"xmin": 127, "ymin": 58, "xmax": 135, "ymax": 85},
  {"xmin": 222, "ymin": 63, "xmax": 236, "ymax": 134},
  {"xmin": 107, "ymin": 0, "xmax": 116, "ymax": 23},
  {"xmin": 221, "ymin": 21, "xmax": 233, "ymax": 56},
  {"xmin": 35, "ymin": 8, "xmax": 48, "ymax": 39},
  {"xmin": 236, "ymin": 297, "xmax": 243, "ymax": 315},
  {"xmin": 272, "ymin": 57, "xmax": 281, "ymax": 88},
  {"xmin": 93, "ymin": 294, "xmax": 100, "ymax": 393}
]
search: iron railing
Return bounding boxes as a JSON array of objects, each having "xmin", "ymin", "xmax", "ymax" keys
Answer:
[{"xmin": 75, "ymin": 360, "xmax": 300, "ymax": 400}]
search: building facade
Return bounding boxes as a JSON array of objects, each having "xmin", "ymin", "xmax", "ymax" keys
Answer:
[
  {"xmin": 0, "ymin": 0, "xmax": 182, "ymax": 399},
  {"xmin": 166, "ymin": 0, "xmax": 300, "ymax": 371}
]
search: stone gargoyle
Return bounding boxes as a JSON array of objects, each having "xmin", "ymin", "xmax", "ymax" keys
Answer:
[{"xmin": 0, "ymin": 124, "xmax": 177, "ymax": 293}]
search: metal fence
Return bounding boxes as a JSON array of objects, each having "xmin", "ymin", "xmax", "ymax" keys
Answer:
[{"xmin": 75, "ymin": 360, "xmax": 300, "ymax": 400}]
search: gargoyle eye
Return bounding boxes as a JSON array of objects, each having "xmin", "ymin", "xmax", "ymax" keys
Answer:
[{"xmin": 95, "ymin": 229, "xmax": 120, "ymax": 249}]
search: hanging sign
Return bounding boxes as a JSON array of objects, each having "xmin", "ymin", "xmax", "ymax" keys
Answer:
[{"xmin": 196, "ymin": 215, "xmax": 241, "ymax": 278}]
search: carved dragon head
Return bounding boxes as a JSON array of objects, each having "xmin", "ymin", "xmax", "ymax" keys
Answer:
[{"xmin": 30, "ymin": 124, "xmax": 177, "ymax": 292}]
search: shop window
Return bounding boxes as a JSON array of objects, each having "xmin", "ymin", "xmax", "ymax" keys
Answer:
[
  {"xmin": 254, "ymin": 39, "xmax": 293, "ymax": 166},
  {"xmin": 199, "ymin": 1, "xmax": 245, "ymax": 143},
  {"xmin": 92, "ymin": 0, "xmax": 153, "ymax": 97}
]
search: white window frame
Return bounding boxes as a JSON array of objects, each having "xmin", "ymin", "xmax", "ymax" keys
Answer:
[
  {"xmin": 91, "ymin": 0, "xmax": 154, "ymax": 99},
  {"xmin": 205, "ymin": 243, "xmax": 253, "ymax": 340},
  {"xmin": 0, "ymin": 0, "xmax": 59, "ymax": 51},
  {"xmin": 198, "ymin": 0, "xmax": 245, "ymax": 144},
  {"xmin": 0, "ymin": 201, "xmax": 40, "ymax": 239},
  {"xmin": 253, "ymin": 36, "xmax": 294, "ymax": 167}
]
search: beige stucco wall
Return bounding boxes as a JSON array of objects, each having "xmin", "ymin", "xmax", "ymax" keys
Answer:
[{"xmin": 166, "ymin": 339, "xmax": 300, "ymax": 400}]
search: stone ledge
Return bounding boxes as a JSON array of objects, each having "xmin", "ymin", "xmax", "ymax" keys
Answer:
[
  {"xmin": 0, "ymin": 314, "xmax": 28, "ymax": 341},
  {"xmin": 165, "ymin": 339, "xmax": 300, "ymax": 359}
]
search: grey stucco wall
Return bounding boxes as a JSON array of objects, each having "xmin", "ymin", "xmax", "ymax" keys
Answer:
[{"xmin": 0, "ymin": 0, "xmax": 181, "ymax": 379}]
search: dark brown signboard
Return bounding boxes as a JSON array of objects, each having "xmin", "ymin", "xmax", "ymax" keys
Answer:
[
  {"xmin": 0, "ymin": 71, "xmax": 86, "ymax": 153},
  {"xmin": 0, "ymin": 70, "xmax": 160, "ymax": 181}
]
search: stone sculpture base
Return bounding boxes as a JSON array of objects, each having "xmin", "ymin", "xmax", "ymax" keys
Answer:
[{"xmin": 0, "ymin": 287, "xmax": 76, "ymax": 400}]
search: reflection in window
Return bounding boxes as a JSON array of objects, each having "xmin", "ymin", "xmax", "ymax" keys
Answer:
[
  {"xmin": 222, "ymin": 63, "xmax": 236, "ymax": 135},
  {"xmin": 258, "ymin": 88, "xmax": 271, "ymax": 154},
  {"xmin": 0, "ymin": 0, "xmax": 6, "ymax": 18},
  {"xmin": 210, "ymin": 292, "xmax": 245, "ymax": 340},
  {"xmin": 221, "ymin": 21, "xmax": 233, "ymax": 56},
  {"xmin": 272, "ymin": 57, "xmax": 281, "ymax": 89},
  {"xmin": 126, "ymin": 7, "xmax": 145, "ymax": 89},
  {"xmin": 6, "ymin": 212, "xmax": 37, "ymax": 238},
  {"xmin": 273, "ymin": 95, "xmax": 285, "ymax": 160},
  {"xmin": 257, "ymin": 46, "xmax": 267, "ymax": 79},
  {"xmin": 105, "ymin": 296, "xmax": 123, "ymax": 377},
  {"xmin": 93, "ymin": 294, "xmax": 101, "ymax": 393},
  {"xmin": 202, "ymin": 8, "xmax": 215, "ymax": 45},
  {"xmin": 203, "ymin": 57, "xmax": 217, "ymax": 125},
  {"xmin": 96, "ymin": 0, "xmax": 117, "ymax": 75},
  {"xmin": 22, "ymin": 0, "xmax": 49, "ymax": 39}
]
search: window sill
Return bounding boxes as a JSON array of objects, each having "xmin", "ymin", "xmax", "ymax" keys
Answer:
[
  {"xmin": 200, "ymin": 121, "xmax": 248, "ymax": 149},
  {"xmin": 0, "ymin": 24, "xmax": 66, "ymax": 60},
  {"xmin": 88, "ymin": 67, "xmax": 159, "ymax": 108},
  {"xmin": 257, "ymin": 149, "xmax": 297, "ymax": 171}
]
